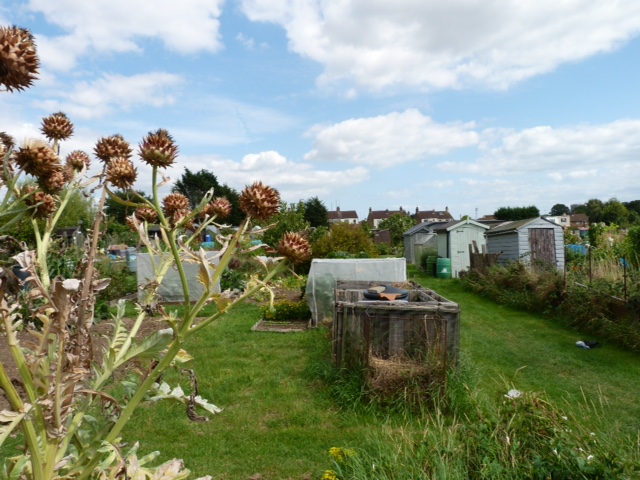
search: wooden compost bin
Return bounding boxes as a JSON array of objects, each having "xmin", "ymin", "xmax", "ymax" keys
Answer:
[{"xmin": 333, "ymin": 281, "xmax": 460, "ymax": 374}]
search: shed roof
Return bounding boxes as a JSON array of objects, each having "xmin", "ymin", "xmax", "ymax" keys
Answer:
[
  {"xmin": 430, "ymin": 219, "xmax": 490, "ymax": 233},
  {"xmin": 486, "ymin": 217, "xmax": 558, "ymax": 235},
  {"xmin": 403, "ymin": 222, "xmax": 434, "ymax": 236}
]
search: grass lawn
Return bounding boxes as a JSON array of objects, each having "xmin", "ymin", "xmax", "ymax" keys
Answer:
[
  {"xmin": 122, "ymin": 303, "xmax": 374, "ymax": 479},
  {"xmin": 4, "ymin": 267, "xmax": 640, "ymax": 478},
  {"xmin": 408, "ymin": 267, "xmax": 640, "ymax": 438}
]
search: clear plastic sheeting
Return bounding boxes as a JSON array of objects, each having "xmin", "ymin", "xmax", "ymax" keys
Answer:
[
  {"xmin": 136, "ymin": 252, "xmax": 220, "ymax": 303},
  {"xmin": 306, "ymin": 258, "xmax": 406, "ymax": 326}
]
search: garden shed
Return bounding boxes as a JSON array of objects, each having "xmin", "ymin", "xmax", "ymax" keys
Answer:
[
  {"xmin": 485, "ymin": 217, "xmax": 565, "ymax": 271},
  {"xmin": 305, "ymin": 258, "xmax": 406, "ymax": 327},
  {"xmin": 403, "ymin": 223, "xmax": 437, "ymax": 266},
  {"xmin": 430, "ymin": 219, "xmax": 490, "ymax": 278}
]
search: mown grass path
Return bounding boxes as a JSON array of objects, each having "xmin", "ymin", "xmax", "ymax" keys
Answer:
[{"xmin": 409, "ymin": 268, "xmax": 640, "ymax": 438}]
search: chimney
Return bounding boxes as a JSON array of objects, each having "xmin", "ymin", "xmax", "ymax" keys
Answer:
[
  {"xmin": 415, "ymin": 207, "xmax": 419, "ymax": 214},
  {"xmin": 445, "ymin": 206, "xmax": 449, "ymax": 212},
  {"xmin": 336, "ymin": 206, "xmax": 340, "ymax": 212}
]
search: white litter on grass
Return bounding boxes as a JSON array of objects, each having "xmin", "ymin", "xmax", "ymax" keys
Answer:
[{"xmin": 505, "ymin": 389, "xmax": 522, "ymax": 399}]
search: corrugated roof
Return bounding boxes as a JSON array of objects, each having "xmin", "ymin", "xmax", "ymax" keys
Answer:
[{"xmin": 403, "ymin": 222, "xmax": 434, "ymax": 236}]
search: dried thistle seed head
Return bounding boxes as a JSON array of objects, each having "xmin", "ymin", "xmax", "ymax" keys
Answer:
[
  {"xmin": 65, "ymin": 150, "xmax": 91, "ymax": 171},
  {"xmin": 41, "ymin": 111, "xmax": 74, "ymax": 141},
  {"xmin": 125, "ymin": 215, "xmax": 138, "ymax": 232},
  {"xmin": 25, "ymin": 189, "xmax": 57, "ymax": 218},
  {"xmin": 94, "ymin": 134, "xmax": 132, "ymax": 164},
  {"xmin": 38, "ymin": 167, "xmax": 67, "ymax": 193},
  {"xmin": 14, "ymin": 139, "xmax": 61, "ymax": 177},
  {"xmin": 0, "ymin": 131, "xmax": 15, "ymax": 154},
  {"xmin": 106, "ymin": 157, "xmax": 137, "ymax": 189},
  {"xmin": 0, "ymin": 25, "xmax": 39, "ymax": 92},
  {"xmin": 202, "ymin": 197, "xmax": 232, "ymax": 219},
  {"xmin": 162, "ymin": 192, "xmax": 190, "ymax": 217},
  {"xmin": 139, "ymin": 128, "xmax": 178, "ymax": 168},
  {"xmin": 171, "ymin": 208, "xmax": 193, "ymax": 229},
  {"xmin": 134, "ymin": 206, "xmax": 159, "ymax": 224},
  {"xmin": 278, "ymin": 232, "xmax": 311, "ymax": 264},
  {"xmin": 240, "ymin": 181, "xmax": 280, "ymax": 222}
]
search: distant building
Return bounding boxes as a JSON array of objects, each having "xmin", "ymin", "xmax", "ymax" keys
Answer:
[
  {"xmin": 543, "ymin": 214, "xmax": 571, "ymax": 228},
  {"xmin": 413, "ymin": 207, "xmax": 454, "ymax": 223},
  {"xmin": 367, "ymin": 207, "xmax": 409, "ymax": 228},
  {"xmin": 570, "ymin": 214, "xmax": 589, "ymax": 229},
  {"xmin": 328, "ymin": 206, "xmax": 359, "ymax": 225}
]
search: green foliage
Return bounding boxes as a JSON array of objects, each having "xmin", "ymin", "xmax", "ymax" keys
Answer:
[
  {"xmin": 103, "ymin": 220, "xmax": 140, "ymax": 248},
  {"xmin": 261, "ymin": 201, "xmax": 310, "ymax": 249},
  {"xmin": 549, "ymin": 203, "xmax": 570, "ymax": 215},
  {"xmin": 419, "ymin": 248, "xmax": 439, "ymax": 271},
  {"xmin": 172, "ymin": 168, "xmax": 243, "ymax": 225},
  {"xmin": 312, "ymin": 222, "xmax": 378, "ymax": 258},
  {"xmin": 304, "ymin": 196, "xmax": 329, "ymax": 228},
  {"xmin": 220, "ymin": 267, "xmax": 246, "ymax": 291},
  {"xmin": 260, "ymin": 299, "xmax": 311, "ymax": 322},
  {"xmin": 104, "ymin": 189, "xmax": 150, "ymax": 224},
  {"xmin": 377, "ymin": 212, "xmax": 416, "ymax": 247},
  {"xmin": 494, "ymin": 205, "xmax": 540, "ymax": 220}
]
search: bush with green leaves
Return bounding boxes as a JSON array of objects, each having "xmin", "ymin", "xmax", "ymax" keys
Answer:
[{"xmin": 312, "ymin": 222, "xmax": 377, "ymax": 258}]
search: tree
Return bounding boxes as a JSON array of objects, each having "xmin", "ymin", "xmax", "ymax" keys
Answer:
[
  {"xmin": 494, "ymin": 205, "xmax": 540, "ymax": 221},
  {"xmin": 312, "ymin": 222, "xmax": 378, "ymax": 258},
  {"xmin": 261, "ymin": 202, "xmax": 310, "ymax": 249},
  {"xmin": 105, "ymin": 190, "xmax": 150, "ymax": 224},
  {"xmin": 584, "ymin": 199, "xmax": 604, "ymax": 224},
  {"xmin": 601, "ymin": 198, "xmax": 631, "ymax": 226},
  {"xmin": 378, "ymin": 212, "xmax": 416, "ymax": 247},
  {"xmin": 303, "ymin": 196, "xmax": 329, "ymax": 228},
  {"xmin": 549, "ymin": 203, "xmax": 570, "ymax": 216},
  {"xmin": 172, "ymin": 168, "xmax": 243, "ymax": 225}
]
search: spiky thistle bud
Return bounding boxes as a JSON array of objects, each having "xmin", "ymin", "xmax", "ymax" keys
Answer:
[
  {"xmin": 24, "ymin": 187, "xmax": 56, "ymax": 219},
  {"xmin": 41, "ymin": 112, "xmax": 74, "ymax": 142},
  {"xmin": 139, "ymin": 128, "xmax": 178, "ymax": 168},
  {"xmin": 240, "ymin": 181, "xmax": 280, "ymax": 222},
  {"xmin": 278, "ymin": 232, "xmax": 311, "ymax": 264},
  {"xmin": 13, "ymin": 139, "xmax": 61, "ymax": 177},
  {"xmin": 106, "ymin": 157, "xmax": 137, "ymax": 189},
  {"xmin": 125, "ymin": 215, "xmax": 138, "ymax": 232},
  {"xmin": 134, "ymin": 206, "xmax": 159, "ymax": 224},
  {"xmin": 65, "ymin": 150, "xmax": 91, "ymax": 171},
  {"xmin": 0, "ymin": 131, "xmax": 15, "ymax": 155},
  {"xmin": 202, "ymin": 197, "xmax": 232, "ymax": 220},
  {"xmin": 38, "ymin": 167, "xmax": 67, "ymax": 194},
  {"xmin": 162, "ymin": 193, "xmax": 191, "ymax": 227},
  {"xmin": 94, "ymin": 134, "xmax": 132, "ymax": 165},
  {"xmin": 0, "ymin": 25, "xmax": 39, "ymax": 92}
]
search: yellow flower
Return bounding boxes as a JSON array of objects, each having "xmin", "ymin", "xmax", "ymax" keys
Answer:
[{"xmin": 321, "ymin": 470, "xmax": 337, "ymax": 480}]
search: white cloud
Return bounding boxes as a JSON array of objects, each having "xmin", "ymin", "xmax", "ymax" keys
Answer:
[
  {"xmin": 304, "ymin": 109, "xmax": 478, "ymax": 167},
  {"xmin": 240, "ymin": 0, "xmax": 640, "ymax": 91},
  {"xmin": 32, "ymin": 72, "xmax": 183, "ymax": 119},
  {"xmin": 27, "ymin": 0, "xmax": 225, "ymax": 70},
  {"xmin": 189, "ymin": 150, "xmax": 370, "ymax": 202}
]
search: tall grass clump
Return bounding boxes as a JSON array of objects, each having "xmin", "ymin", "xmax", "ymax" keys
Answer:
[
  {"xmin": 461, "ymin": 258, "xmax": 640, "ymax": 351},
  {"xmin": 321, "ymin": 377, "xmax": 640, "ymax": 479}
]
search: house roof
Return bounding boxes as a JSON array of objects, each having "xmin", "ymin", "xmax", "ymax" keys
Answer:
[
  {"xmin": 328, "ymin": 209, "xmax": 358, "ymax": 220},
  {"xmin": 486, "ymin": 217, "xmax": 558, "ymax": 235},
  {"xmin": 367, "ymin": 209, "xmax": 406, "ymax": 220},
  {"xmin": 570, "ymin": 213, "xmax": 589, "ymax": 222},
  {"xmin": 414, "ymin": 209, "xmax": 453, "ymax": 221}
]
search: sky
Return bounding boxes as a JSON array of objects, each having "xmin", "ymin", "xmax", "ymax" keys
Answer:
[{"xmin": 3, "ymin": 0, "xmax": 640, "ymax": 222}]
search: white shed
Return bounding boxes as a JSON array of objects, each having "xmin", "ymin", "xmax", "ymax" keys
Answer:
[
  {"xmin": 431, "ymin": 219, "xmax": 490, "ymax": 278},
  {"xmin": 403, "ymin": 223, "xmax": 437, "ymax": 266},
  {"xmin": 485, "ymin": 217, "xmax": 565, "ymax": 271}
]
